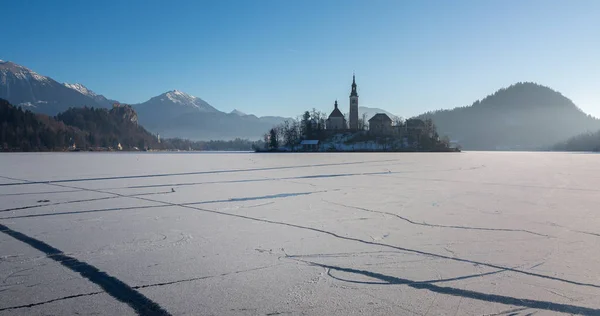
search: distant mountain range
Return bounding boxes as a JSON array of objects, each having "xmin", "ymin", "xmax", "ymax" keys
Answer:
[
  {"xmin": 2, "ymin": 60, "xmax": 599, "ymax": 148},
  {"xmin": 358, "ymin": 106, "xmax": 398, "ymax": 121},
  {"xmin": 0, "ymin": 60, "xmax": 286, "ymax": 140},
  {"xmin": 415, "ymin": 82, "xmax": 600, "ymax": 150},
  {"xmin": 131, "ymin": 90, "xmax": 287, "ymax": 140}
]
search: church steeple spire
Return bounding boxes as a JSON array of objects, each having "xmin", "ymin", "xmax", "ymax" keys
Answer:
[
  {"xmin": 350, "ymin": 73, "xmax": 358, "ymax": 97},
  {"xmin": 348, "ymin": 73, "xmax": 359, "ymax": 130}
]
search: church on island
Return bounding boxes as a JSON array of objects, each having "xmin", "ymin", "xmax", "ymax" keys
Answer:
[
  {"xmin": 325, "ymin": 74, "xmax": 361, "ymax": 131},
  {"xmin": 325, "ymin": 74, "xmax": 398, "ymax": 135},
  {"xmin": 264, "ymin": 74, "xmax": 458, "ymax": 152}
]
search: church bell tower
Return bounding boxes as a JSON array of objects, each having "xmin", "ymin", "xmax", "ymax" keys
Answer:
[{"xmin": 349, "ymin": 74, "xmax": 359, "ymax": 130}]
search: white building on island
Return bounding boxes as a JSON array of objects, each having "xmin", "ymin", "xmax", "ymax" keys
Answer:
[
  {"xmin": 326, "ymin": 100, "xmax": 346, "ymax": 130},
  {"xmin": 326, "ymin": 75, "xmax": 360, "ymax": 131}
]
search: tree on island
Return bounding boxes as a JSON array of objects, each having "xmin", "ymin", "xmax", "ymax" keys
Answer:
[{"xmin": 268, "ymin": 128, "xmax": 279, "ymax": 150}]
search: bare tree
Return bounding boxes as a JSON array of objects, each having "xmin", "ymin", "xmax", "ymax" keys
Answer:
[
  {"xmin": 358, "ymin": 113, "xmax": 368, "ymax": 130},
  {"xmin": 424, "ymin": 118, "xmax": 435, "ymax": 137},
  {"xmin": 281, "ymin": 119, "xmax": 300, "ymax": 150},
  {"xmin": 392, "ymin": 116, "xmax": 404, "ymax": 126},
  {"xmin": 344, "ymin": 112, "xmax": 349, "ymax": 129}
]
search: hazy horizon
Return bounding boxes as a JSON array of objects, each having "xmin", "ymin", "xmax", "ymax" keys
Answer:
[{"xmin": 3, "ymin": 0, "xmax": 599, "ymax": 118}]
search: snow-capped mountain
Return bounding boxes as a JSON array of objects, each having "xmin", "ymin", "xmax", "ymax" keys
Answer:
[
  {"xmin": 0, "ymin": 60, "xmax": 103, "ymax": 114},
  {"xmin": 63, "ymin": 83, "xmax": 117, "ymax": 108},
  {"xmin": 133, "ymin": 90, "xmax": 219, "ymax": 123},
  {"xmin": 64, "ymin": 82, "xmax": 98, "ymax": 97},
  {"xmin": 1, "ymin": 60, "xmax": 287, "ymax": 140},
  {"xmin": 64, "ymin": 83, "xmax": 97, "ymax": 97},
  {"xmin": 133, "ymin": 90, "xmax": 287, "ymax": 140},
  {"xmin": 143, "ymin": 90, "xmax": 218, "ymax": 112}
]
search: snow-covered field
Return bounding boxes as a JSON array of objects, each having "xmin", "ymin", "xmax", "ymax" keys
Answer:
[{"xmin": 1, "ymin": 152, "xmax": 600, "ymax": 315}]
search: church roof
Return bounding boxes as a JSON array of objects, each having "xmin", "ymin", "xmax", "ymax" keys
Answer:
[
  {"xmin": 329, "ymin": 107, "xmax": 344, "ymax": 118},
  {"xmin": 369, "ymin": 113, "xmax": 392, "ymax": 122},
  {"xmin": 328, "ymin": 100, "xmax": 344, "ymax": 118}
]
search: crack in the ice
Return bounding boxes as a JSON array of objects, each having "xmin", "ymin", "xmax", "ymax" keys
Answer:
[
  {"xmin": 137, "ymin": 201, "xmax": 600, "ymax": 290},
  {"xmin": 94, "ymin": 171, "xmax": 396, "ymax": 190},
  {"xmin": 133, "ymin": 264, "xmax": 278, "ymax": 289},
  {"xmin": 481, "ymin": 307, "xmax": 529, "ymax": 316},
  {"xmin": 0, "ymin": 190, "xmax": 173, "ymax": 213},
  {"xmin": 299, "ymin": 261, "xmax": 600, "ymax": 315},
  {"xmin": 192, "ymin": 191, "xmax": 329, "ymax": 205},
  {"xmin": 7, "ymin": 175, "xmax": 600, "ymax": 311},
  {"xmin": 36, "ymin": 180, "xmax": 600, "ymax": 291},
  {"xmin": 0, "ymin": 223, "xmax": 171, "ymax": 316},
  {"xmin": 573, "ymin": 230, "xmax": 600, "ymax": 238},
  {"xmin": 0, "ymin": 264, "xmax": 279, "ymax": 311},
  {"xmin": 0, "ymin": 191, "xmax": 332, "ymax": 220},
  {"xmin": 529, "ymin": 262, "xmax": 544, "ymax": 270},
  {"xmin": 0, "ymin": 204, "xmax": 169, "ymax": 220},
  {"xmin": 0, "ymin": 189, "xmax": 85, "ymax": 197},
  {"xmin": 6, "ymin": 181, "xmax": 600, "ymax": 293},
  {"xmin": 443, "ymin": 247, "xmax": 457, "ymax": 257},
  {"xmin": 243, "ymin": 201, "xmax": 276, "ymax": 208},
  {"xmin": 74, "ymin": 166, "xmax": 472, "ymax": 191},
  {"xmin": 0, "ymin": 290, "xmax": 105, "ymax": 311},
  {"xmin": 325, "ymin": 266, "xmax": 510, "ymax": 285},
  {"xmin": 0, "ymin": 158, "xmax": 401, "ymax": 187},
  {"xmin": 324, "ymin": 200, "xmax": 552, "ymax": 238}
]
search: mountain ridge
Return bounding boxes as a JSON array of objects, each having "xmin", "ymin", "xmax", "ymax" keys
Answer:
[
  {"xmin": 0, "ymin": 61, "xmax": 103, "ymax": 114},
  {"xmin": 63, "ymin": 82, "xmax": 118, "ymax": 108},
  {"xmin": 415, "ymin": 82, "xmax": 600, "ymax": 150},
  {"xmin": 131, "ymin": 90, "xmax": 287, "ymax": 140}
]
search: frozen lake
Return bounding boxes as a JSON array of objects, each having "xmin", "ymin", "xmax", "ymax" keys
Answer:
[{"xmin": 1, "ymin": 152, "xmax": 600, "ymax": 315}]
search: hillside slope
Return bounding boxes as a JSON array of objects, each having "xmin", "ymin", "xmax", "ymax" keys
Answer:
[
  {"xmin": 0, "ymin": 98, "xmax": 160, "ymax": 151},
  {"xmin": 416, "ymin": 82, "xmax": 600, "ymax": 150}
]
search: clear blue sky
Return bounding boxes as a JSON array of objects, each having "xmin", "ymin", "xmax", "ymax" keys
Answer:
[{"xmin": 3, "ymin": 0, "xmax": 599, "ymax": 118}]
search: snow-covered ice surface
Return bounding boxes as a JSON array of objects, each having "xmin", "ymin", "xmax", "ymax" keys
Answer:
[{"xmin": 1, "ymin": 152, "xmax": 600, "ymax": 315}]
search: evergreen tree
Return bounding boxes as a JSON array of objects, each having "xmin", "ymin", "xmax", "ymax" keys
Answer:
[{"xmin": 269, "ymin": 128, "xmax": 279, "ymax": 150}]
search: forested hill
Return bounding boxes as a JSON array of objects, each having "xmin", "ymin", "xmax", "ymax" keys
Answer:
[
  {"xmin": 0, "ymin": 99, "xmax": 160, "ymax": 151},
  {"xmin": 0, "ymin": 99, "xmax": 263, "ymax": 152},
  {"xmin": 55, "ymin": 104, "xmax": 160, "ymax": 150},
  {"xmin": 416, "ymin": 82, "xmax": 600, "ymax": 150},
  {"xmin": 553, "ymin": 130, "xmax": 600, "ymax": 152}
]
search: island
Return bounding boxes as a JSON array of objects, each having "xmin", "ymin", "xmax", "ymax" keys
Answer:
[{"xmin": 256, "ymin": 75, "xmax": 459, "ymax": 153}]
